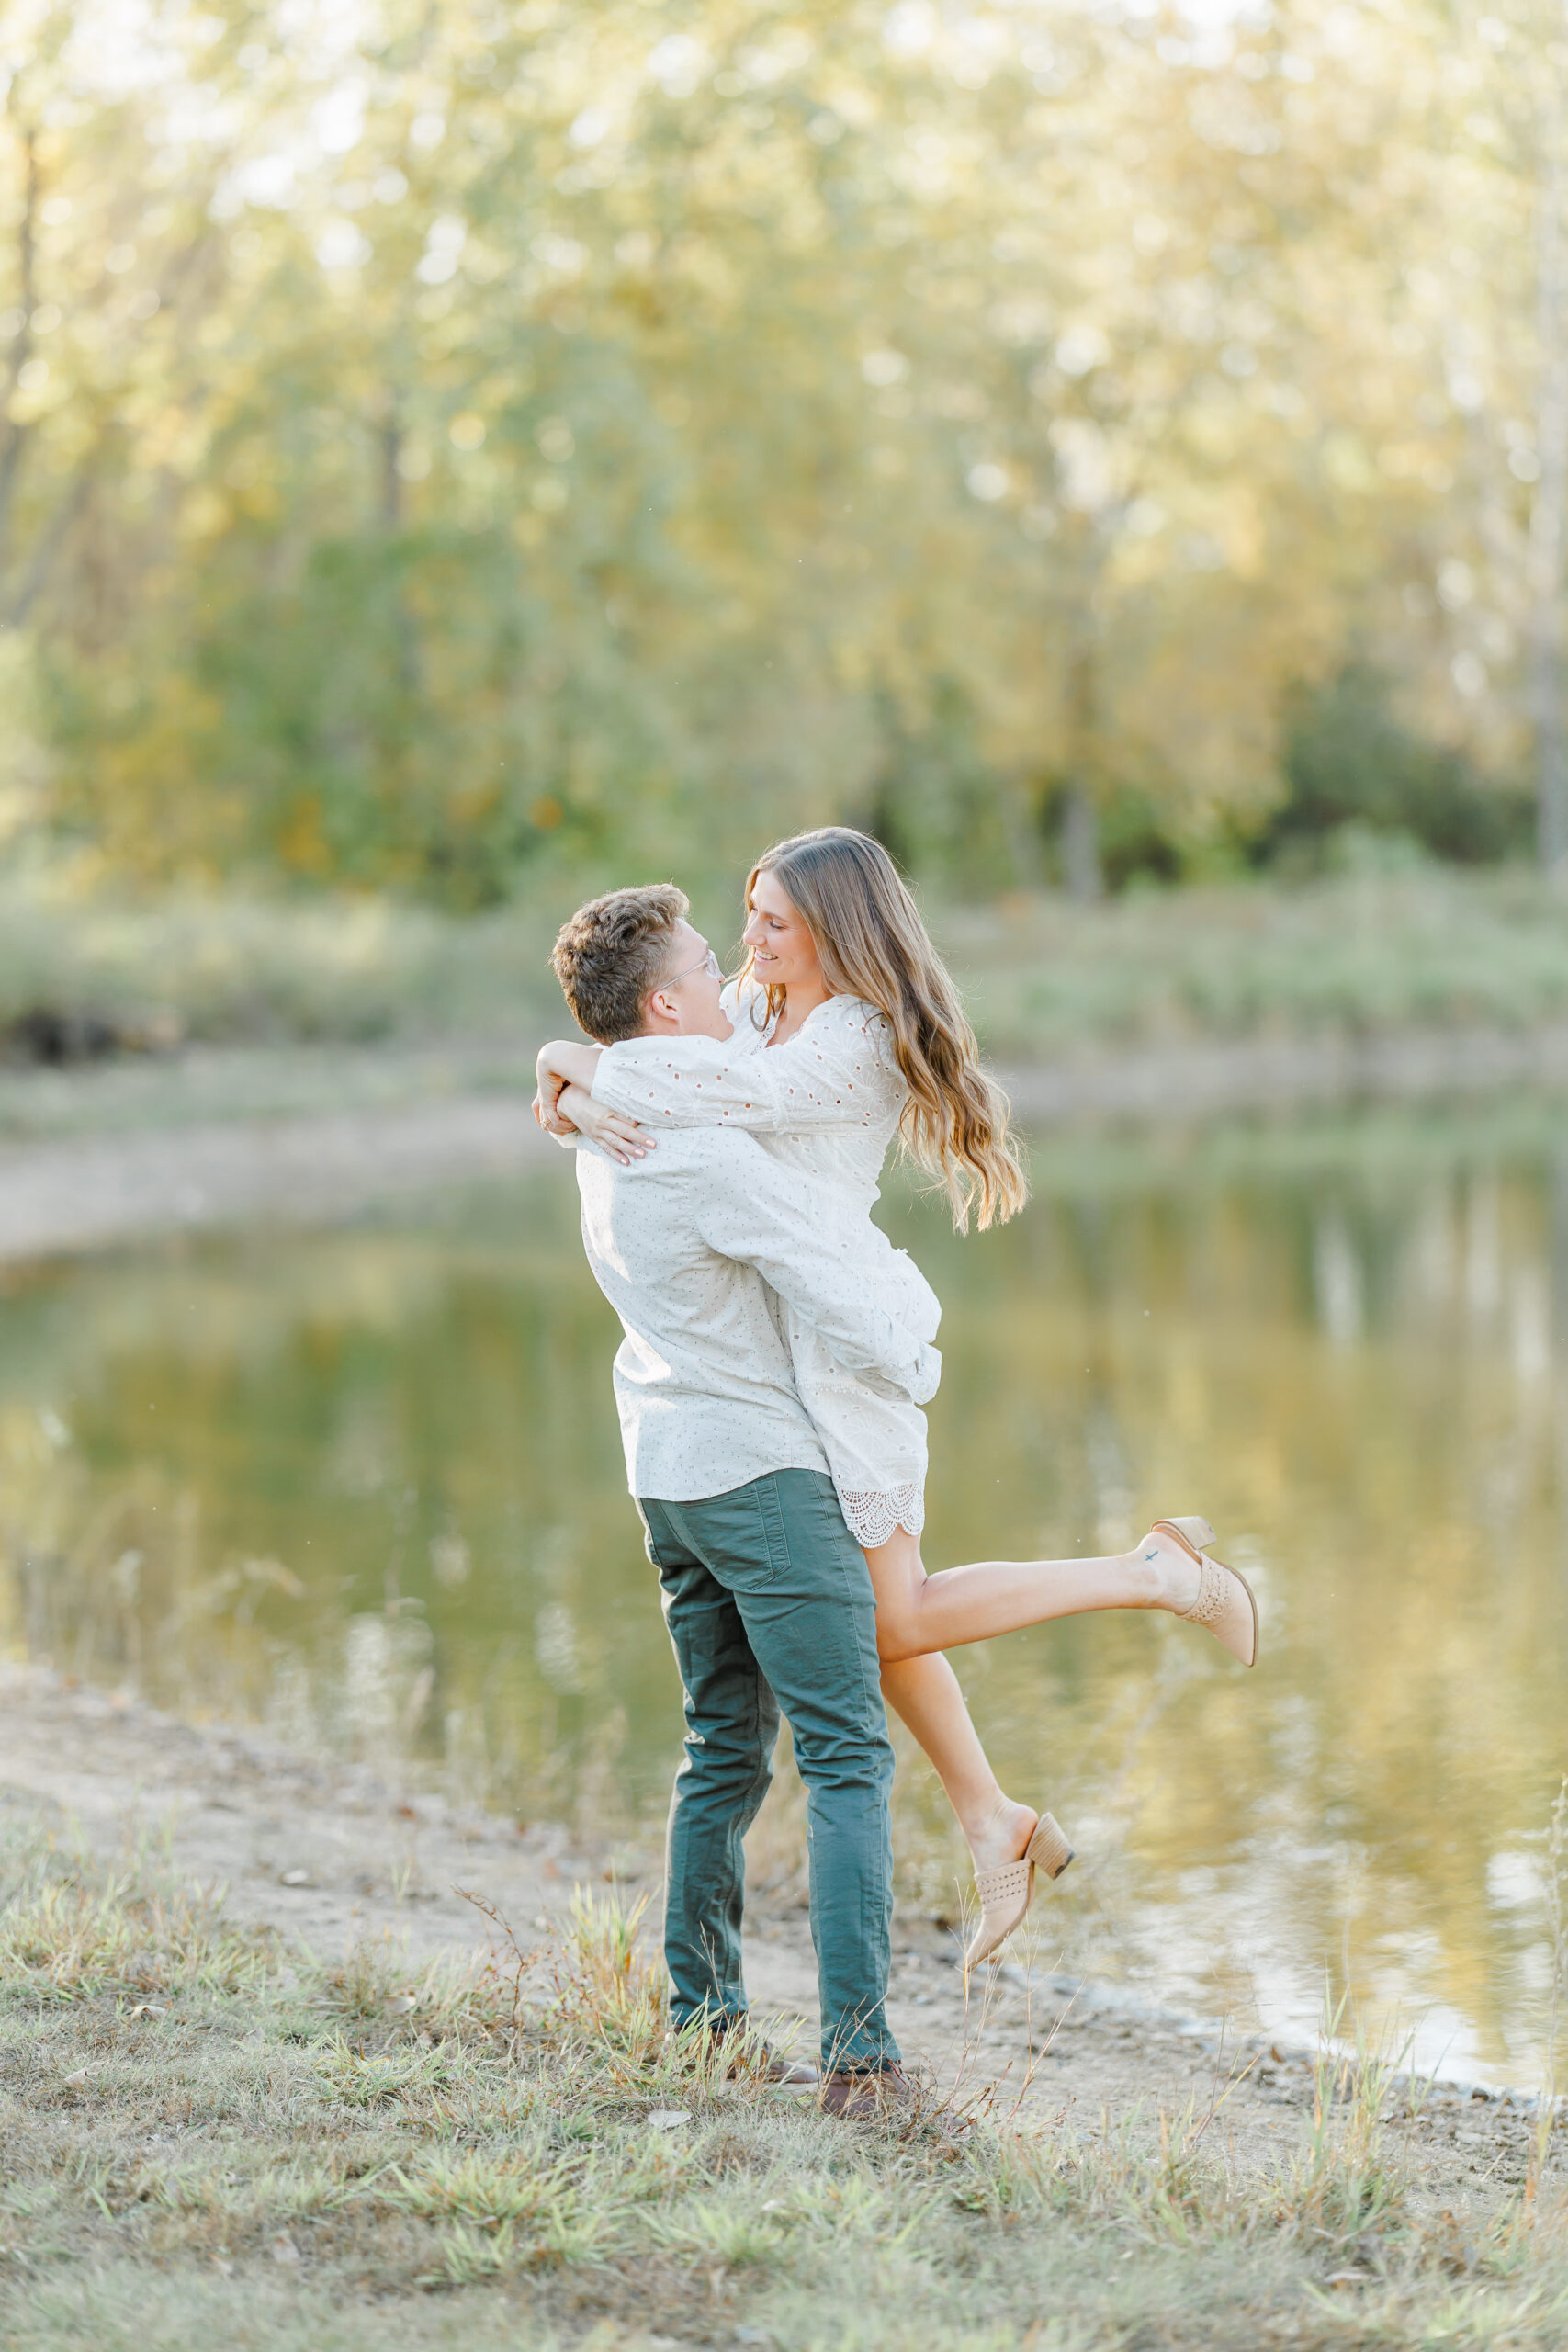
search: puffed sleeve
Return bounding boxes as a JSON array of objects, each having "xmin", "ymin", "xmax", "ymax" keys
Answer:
[
  {"xmin": 590, "ymin": 997, "xmax": 903, "ymax": 1134},
  {"xmin": 693, "ymin": 1134, "xmax": 940, "ymax": 1402}
]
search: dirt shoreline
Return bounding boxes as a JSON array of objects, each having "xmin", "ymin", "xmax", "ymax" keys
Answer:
[
  {"xmin": 6, "ymin": 1019, "xmax": 1568, "ymax": 1262},
  {"xmin": 0, "ymin": 1662, "xmax": 1554, "ymax": 2221},
  {"xmin": 0, "ymin": 1093, "xmax": 553, "ymax": 1262}
]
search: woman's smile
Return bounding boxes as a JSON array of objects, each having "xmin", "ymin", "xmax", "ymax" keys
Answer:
[{"xmin": 743, "ymin": 865, "xmax": 822, "ymax": 995}]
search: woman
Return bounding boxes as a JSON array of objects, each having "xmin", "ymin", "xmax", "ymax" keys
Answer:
[{"xmin": 536, "ymin": 828, "xmax": 1257, "ymax": 1973}]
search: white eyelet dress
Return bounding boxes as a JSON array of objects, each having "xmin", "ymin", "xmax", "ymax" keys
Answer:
[{"xmin": 589, "ymin": 985, "xmax": 939, "ymax": 1548}]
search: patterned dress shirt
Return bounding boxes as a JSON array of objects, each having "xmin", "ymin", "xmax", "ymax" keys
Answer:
[{"xmin": 573, "ymin": 1126, "xmax": 941, "ymax": 1503}]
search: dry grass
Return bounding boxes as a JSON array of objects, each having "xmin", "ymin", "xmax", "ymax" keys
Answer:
[
  {"xmin": 2, "ymin": 1828, "xmax": 1567, "ymax": 2350},
  {"xmin": 947, "ymin": 867, "xmax": 1568, "ymax": 1057},
  {"xmin": 0, "ymin": 873, "xmax": 559, "ymax": 1053}
]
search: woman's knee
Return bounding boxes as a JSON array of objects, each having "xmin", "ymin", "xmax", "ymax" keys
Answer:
[
  {"xmin": 873, "ymin": 1595, "xmax": 928, "ymax": 1663},
  {"xmin": 865, "ymin": 1537, "xmax": 932, "ymax": 1663}
]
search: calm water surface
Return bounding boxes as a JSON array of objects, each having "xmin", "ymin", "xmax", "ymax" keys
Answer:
[{"xmin": 4, "ymin": 1096, "xmax": 1567, "ymax": 2085}]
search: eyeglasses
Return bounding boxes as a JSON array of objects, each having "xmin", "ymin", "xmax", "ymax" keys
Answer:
[{"xmin": 665, "ymin": 946, "xmax": 723, "ymax": 987}]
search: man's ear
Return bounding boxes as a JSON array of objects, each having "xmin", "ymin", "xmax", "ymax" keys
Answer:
[{"xmin": 641, "ymin": 985, "xmax": 680, "ymax": 1033}]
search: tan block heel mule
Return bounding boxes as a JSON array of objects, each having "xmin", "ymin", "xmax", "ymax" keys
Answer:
[
  {"xmin": 1152, "ymin": 1515, "xmax": 1259, "ymax": 1669},
  {"xmin": 963, "ymin": 1811, "xmax": 1075, "ymax": 1982}
]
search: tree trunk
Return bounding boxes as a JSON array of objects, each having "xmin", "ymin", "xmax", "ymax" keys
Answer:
[
  {"xmin": 1533, "ymin": 67, "xmax": 1568, "ymax": 871},
  {"xmin": 996, "ymin": 776, "xmax": 1043, "ymax": 889},
  {"xmin": 0, "ymin": 124, "xmax": 40, "ymax": 603},
  {"xmin": 1061, "ymin": 784, "xmax": 1102, "ymax": 902},
  {"xmin": 380, "ymin": 409, "xmax": 403, "ymax": 531},
  {"xmin": 1061, "ymin": 639, "xmax": 1102, "ymax": 900}
]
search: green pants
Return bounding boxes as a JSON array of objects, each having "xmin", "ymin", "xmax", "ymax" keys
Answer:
[{"xmin": 638, "ymin": 1469, "xmax": 899, "ymax": 2074}]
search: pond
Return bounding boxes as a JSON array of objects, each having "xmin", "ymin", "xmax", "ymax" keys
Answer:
[{"xmin": 3, "ymin": 1092, "xmax": 1567, "ymax": 2087}]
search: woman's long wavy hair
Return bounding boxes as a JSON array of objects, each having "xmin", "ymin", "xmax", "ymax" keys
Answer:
[{"xmin": 739, "ymin": 827, "xmax": 1027, "ymax": 1231}]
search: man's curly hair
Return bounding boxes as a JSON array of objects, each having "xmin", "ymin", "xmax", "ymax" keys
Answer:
[{"xmin": 550, "ymin": 883, "xmax": 690, "ymax": 1044}]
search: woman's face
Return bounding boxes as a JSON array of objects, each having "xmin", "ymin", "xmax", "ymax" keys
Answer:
[{"xmin": 743, "ymin": 866, "xmax": 822, "ymax": 994}]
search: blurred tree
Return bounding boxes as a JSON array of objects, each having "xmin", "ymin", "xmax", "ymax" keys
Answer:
[
  {"xmin": 1260, "ymin": 662, "xmax": 1531, "ymax": 868},
  {"xmin": 0, "ymin": 0, "xmax": 1553, "ymax": 901},
  {"xmin": 1445, "ymin": 0, "xmax": 1568, "ymax": 869}
]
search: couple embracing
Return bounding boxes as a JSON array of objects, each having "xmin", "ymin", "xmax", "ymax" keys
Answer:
[{"xmin": 535, "ymin": 826, "xmax": 1258, "ymax": 2118}]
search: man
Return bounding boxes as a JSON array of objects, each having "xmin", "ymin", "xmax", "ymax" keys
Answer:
[{"xmin": 540, "ymin": 883, "xmax": 938, "ymax": 2116}]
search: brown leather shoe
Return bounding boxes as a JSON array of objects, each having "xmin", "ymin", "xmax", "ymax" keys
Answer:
[{"xmin": 818, "ymin": 2064, "xmax": 965, "ymax": 2131}]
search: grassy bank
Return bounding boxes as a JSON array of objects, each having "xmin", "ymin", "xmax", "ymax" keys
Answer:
[
  {"xmin": 8, "ymin": 866, "xmax": 1568, "ymax": 1069},
  {"xmin": 945, "ymin": 869, "xmax": 1568, "ymax": 1060},
  {"xmin": 0, "ymin": 878, "xmax": 561, "ymax": 1057},
  {"xmin": 2, "ymin": 1834, "xmax": 1564, "ymax": 2352}
]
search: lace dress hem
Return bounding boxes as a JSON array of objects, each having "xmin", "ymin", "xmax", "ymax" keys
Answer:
[{"xmin": 838, "ymin": 1483, "xmax": 925, "ymax": 1548}]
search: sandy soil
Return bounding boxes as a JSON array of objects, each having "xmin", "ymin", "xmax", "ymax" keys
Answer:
[
  {"xmin": 0, "ymin": 1092, "xmax": 557, "ymax": 1261},
  {"xmin": 1, "ymin": 1662, "xmax": 1552, "ymax": 2221}
]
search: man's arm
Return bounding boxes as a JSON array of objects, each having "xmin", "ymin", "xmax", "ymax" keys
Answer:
[{"xmin": 691, "ymin": 1135, "xmax": 941, "ymax": 1405}]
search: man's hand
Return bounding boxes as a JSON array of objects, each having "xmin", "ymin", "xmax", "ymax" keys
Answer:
[
  {"xmin": 535, "ymin": 1055, "xmax": 572, "ymax": 1130},
  {"xmin": 533, "ymin": 1081, "xmax": 576, "ymax": 1136},
  {"xmin": 539, "ymin": 1080, "xmax": 655, "ymax": 1167}
]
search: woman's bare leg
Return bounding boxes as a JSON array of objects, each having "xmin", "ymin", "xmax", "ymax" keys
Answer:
[
  {"xmin": 878, "ymin": 1651, "xmax": 1037, "ymax": 1873},
  {"xmin": 866, "ymin": 1529, "xmax": 1203, "ymax": 1873},
  {"xmin": 867, "ymin": 1526, "xmax": 1202, "ymax": 1666}
]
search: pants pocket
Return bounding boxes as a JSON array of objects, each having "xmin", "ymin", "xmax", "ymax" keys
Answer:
[
  {"xmin": 683, "ymin": 1477, "xmax": 792, "ymax": 1593},
  {"xmin": 633, "ymin": 1498, "xmax": 668, "ymax": 1571},
  {"xmin": 750, "ymin": 1476, "xmax": 792, "ymax": 1584}
]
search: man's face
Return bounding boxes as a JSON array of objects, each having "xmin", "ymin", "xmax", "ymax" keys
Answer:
[{"xmin": 643, "ymin": 919, "xmax": 731, "ymax": 1040}]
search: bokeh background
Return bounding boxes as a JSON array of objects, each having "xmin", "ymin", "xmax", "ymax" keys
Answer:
[
  {"xmin": 3, "ymin": 0, "xmax": 1564, "ymax": 912},
  {"xmin": 6, "ymin": 2, "xmax": 1568, "ymax": 2091}
]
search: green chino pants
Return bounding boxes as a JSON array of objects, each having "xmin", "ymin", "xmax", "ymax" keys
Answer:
[{"xmin": 637, "ymin": 1468, "xmax": 899, "ymax": 2075}]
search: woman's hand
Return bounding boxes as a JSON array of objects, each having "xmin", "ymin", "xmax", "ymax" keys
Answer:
[{"xmin": 546, "ymin": 1080, "xmax": 655, "ymax": 1167}]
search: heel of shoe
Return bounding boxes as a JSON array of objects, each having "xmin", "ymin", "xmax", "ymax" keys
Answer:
[
  {"xmin": 1027, "ymin": 1812, "xmax": 1075, "ymax": 1880},
  {"xmin": 1154, "ymin": 1514, "xmax": 1216, "ymax": 1555}
]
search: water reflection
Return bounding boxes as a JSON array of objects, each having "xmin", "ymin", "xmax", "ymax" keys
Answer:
[{"xmin": 2, "ymin": 1095, "xmax": 1566, "ymax": 2084}]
